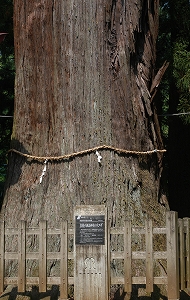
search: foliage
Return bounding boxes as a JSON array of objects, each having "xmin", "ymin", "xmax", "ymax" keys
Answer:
[
  {"xmin": 0, "ymin": 0, "xmax": 14, "ymax": 197},
  {"xmin": 173, "ymin": 41, "xmax": 190, "ymax": 123},
  {"xmin": 0, "ymin": 51, "xmax": 14, "ymax": 174},
  {"xmin": 170, "ymin": 0, "xmax": 190, "ymax": 123},
  {"xmin": 158, "ymin": 0, "xmax": 190, "ymax": 127}
]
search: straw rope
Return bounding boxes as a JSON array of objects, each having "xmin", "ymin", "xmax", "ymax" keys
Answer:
[{"xmin": 8, "ymin": 145, "xmax": 166, "ymax": 162}]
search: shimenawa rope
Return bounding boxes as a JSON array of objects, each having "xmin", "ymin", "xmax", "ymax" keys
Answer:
[{"xmin": 8, "ymin": 145, "xmax": 166, "ymax": 162}]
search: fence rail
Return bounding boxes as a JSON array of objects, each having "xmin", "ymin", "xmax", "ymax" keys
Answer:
[{"xmin": 0, "ymin": 211, "xmax": 189, "ymax": 300}]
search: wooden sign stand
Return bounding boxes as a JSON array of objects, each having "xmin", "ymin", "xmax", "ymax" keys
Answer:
[{"xmin": 74, "ymin": 205, "xmax": 108, "ymax": 300}]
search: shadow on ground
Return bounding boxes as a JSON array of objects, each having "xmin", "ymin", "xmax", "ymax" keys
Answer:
[
  {"xmin": 0, "ymin": 285, "xmax": 61, "ymax": 300},
  {"xmin": 180, "ymin": 290, "xmax": 190, "ymax": 300},
  {"xmin": 0, "ymin": 285, "xmax": 190, "ymax": 300}
]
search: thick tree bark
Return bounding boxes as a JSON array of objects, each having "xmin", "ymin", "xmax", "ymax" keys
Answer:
[{"xmin": 2, "ymin": 0, "xmax": 168, "ymax": 296}]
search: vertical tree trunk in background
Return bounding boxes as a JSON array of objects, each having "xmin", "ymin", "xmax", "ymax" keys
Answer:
[{"xmin": 2, "ymin": 0, "xmax": 168, "ymax": 296}]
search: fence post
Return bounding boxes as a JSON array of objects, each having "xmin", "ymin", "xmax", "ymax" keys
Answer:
[
  {"xmin": 145, "ymin": 218, "xmax": 153, "ymax": 293},
  {"xmin": 60, "ymin": 220, "xmax": 68, "ymax": 300},
  {"xmin": 166, "ymin": 211, "xmax": 179, "ymax": 300},
  {"xmin": 0, "ymin": 221, "xmax": 4, "ymax": 294},
  {"xmin": 178, "ymin": 218, "xmax": 185, "ymax": 290},
  {"xmin": 18, "ymin": 220, "xmax": 26, "ymax": 292},
  {"xmin": 124, "ymin": 219, "xmax": 132, "ymax": 294},
  {"xmin": 107, "ymin": 219, "xmax": 111, "ymax": 299},
  {"xmin": 184, "ymin": 218, "xmax": 190, "ymax": 289},
  {"xmin": 39, "ymin": 220, "xmax": 47, "ymax": 292}
]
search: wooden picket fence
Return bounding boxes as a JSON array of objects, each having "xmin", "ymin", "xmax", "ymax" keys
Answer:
[
  {"xmin": 178, "ymin": 217, "xmax": 190, "ymax": 291},
  {"xmin": 0, "ymin": 211, "xmax": 189, "ymax": 300}
]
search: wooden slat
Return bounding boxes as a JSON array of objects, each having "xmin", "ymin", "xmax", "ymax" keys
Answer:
[
  {"xmin": 4, "ymin": 225, "xmax": 167, "ymax": 236},
  {"xmin": 48, "ymin": 276, "xmax": 73, "ymax": 285},
  {"xmin": 110, "ymin": 227, "xmax": 167, "ymax": 235},
  {"xmin": 4, "ymin": 251, "xmax": 74, "ymax": 260},
  {"xmin": 133, "ymin": 227, "xmax": 166, "ymax": 235},
  {"xmin": 68, "ymin": 276, "xmax": 74, "ymax": 285},
  {"xmin": 145, "ymin": 218, "xmax": 153, "ymax": 293},
  {"xmin": 4, "ymin": 276, "xmax": 74, "ymax": 285},
  {"xmin": 111, "ymin": 251, "xmax": 167, "ymax": 260},
  {"xmin": 184, "ymin": 218, "xmax": 190, "ymax": 288},
  {"xmin": 47, "ymin": 228, "xmax": 61, "ymax": 235},
  {"xmin": 26, "ymin": 228, "xmax": 39, "ymax": 235},
  {"xmin": 132, "ymin": 251, "xmax": 146, "ymax": 259},
  {"xmin": 4, "ymin": 277, "xmax": 18, "ymax": 285},
  {"xmin": 0, "ymin": 221, "xmax": 5, "ymax": 294},
  {"xmin": 29, "ymin": 252, "xmax": 59, "ymax": 260},
  {"xmin": 39, "ymin": 220, "xmax": 47, "ymax": 292},
  {"xmin": 154, "ymin": 251, "xmax": 167, "ymax": 259},
  {"xmin": 132, "ymin": 277, "xmax": 146, "ymax": 284},
  {"xmin": 5, "ymin": 228, "xmax": 66, "ymax": 236},
  {"xmin": 111, "ymin": 250, "xmax": 168, "ymax": 260},
  {"xmin": 111, "ymin": 251, "xmax": 124, "ymax": 259},
  {"xmin": 111, "ymin": 277, "xmax": 124, "ymax": 285},
  {"xmin": 166, "ymin": 211, "xmax": 179, "ymax": 300},
  {"xmin": 60, "ymin": 220, "xmax": 68, "ymax": 300},
  {"xmin": 4, "ymin": 228, "xmax": 19, "ymax": 235},
  {"xmin": 4, "ymin": 252, "xmax": 18, "ymax": 259},
  {"xmin": 153, "ymin": 276, "xmax": 168, "ymax": 284},
  {"xmin": 107, "ymin": 219, "xmax": 111, "ymax": 298},
  {"xmin": 153, "ymin": 228, "xmax": 166, "ymax": 234},
  {"xmin": 110, "ymin": 228, "xmax": 124, "ymax": 235},
  {"xmin": 18, "ymin": 220, "xmax": 26, "ymax": 292},
  {"xmin": 68, "ymin": 228, "xmax": 74, "ymax": 235},
  {"xmin": 178, "ymin": 219, "xmax": 185, "ymax": 290},
  {"xmin": 124, "ymin": 219, "xmax": 132, "ymax": 293},
  {"xmin": 111, "ymin": 276, "xmax": 166, "ymax": 285},
  {"xmin": 132, "ymin": 228, "xmax": 145, "ymax": 234}
]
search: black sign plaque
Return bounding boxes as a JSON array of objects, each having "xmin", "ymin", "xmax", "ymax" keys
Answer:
[{"xmin": 75, "ymin": 215, "xmax": 105, "ymax": 245}]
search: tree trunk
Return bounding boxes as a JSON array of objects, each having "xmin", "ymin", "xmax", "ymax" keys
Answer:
[{"xmin": 2, "ymin": 0, "xmax": 168, "ymax": 297}]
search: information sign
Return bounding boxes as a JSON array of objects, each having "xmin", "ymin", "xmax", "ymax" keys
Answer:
[{"xmin": 75, "ymin": 215, "xmax": 105, "ymax": 245}]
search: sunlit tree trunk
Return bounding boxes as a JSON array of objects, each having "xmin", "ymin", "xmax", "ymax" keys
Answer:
[{"xmin": 2, "ymin": 0, "xmax": 168, "ymax": 297}]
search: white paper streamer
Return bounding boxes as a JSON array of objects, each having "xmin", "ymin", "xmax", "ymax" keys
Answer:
[
  {"xmin": 39, "ymin": 159, "xmax": 48, "ymax": 183},
  {"xmin": 95, "ymin": 150, "xmax": 102, "ymax": 163}
]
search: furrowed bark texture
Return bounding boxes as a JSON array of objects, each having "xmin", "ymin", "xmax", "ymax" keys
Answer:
[{"xmin": 2, "ymin": 0, "xmax": 168, "ymax": 294}]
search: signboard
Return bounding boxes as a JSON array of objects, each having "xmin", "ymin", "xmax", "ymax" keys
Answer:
[{"xmin": 75, "ymin": 215, "xmax": 105, "ymax": 245}]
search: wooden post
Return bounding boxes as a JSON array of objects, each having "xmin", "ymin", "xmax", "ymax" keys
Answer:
[
  {"xmin": 60, "ymin": 220, "xmax": 68, "ymax": 300},
  {"xmin": 178, "ymin": 219, "xmax": 185, "ymax": 290},
  {"xmin": 184, "ymin": 218, "xmax": 190, "ymax": 289},
  {"xmin": 39, "ymin": 220, "xmax": 47, "ymax": 292},
  {"xmin": 145, "ymin": 218, "xmax": 153, "ymax": 293},
  {"xmin": 166, "ymin": 211, "xmax": 179, "ymax": 300},
  {"xmin": 18, "ymin": 220, "xmax": 26, "ymax": 292},
  {"xmin": 0, "ymin": 221, "xmax": 5, "ymax": 294},
  {"xmin": 107, "ymin": 219, "xmax": 111, "ymax": 299},
  {"xmin": 124, "ymin": 219, "xmax": 132, "ymax": 293}
]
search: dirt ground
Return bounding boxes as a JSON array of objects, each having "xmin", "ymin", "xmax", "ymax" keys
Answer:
[{"xmin": 0, "ymin": 285, "xmax": 190, "ymax": 300}]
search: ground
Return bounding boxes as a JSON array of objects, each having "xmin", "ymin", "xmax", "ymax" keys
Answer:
[{"xmin": 0, "ymin": 286, "xmax": 190, "ymax": 300}]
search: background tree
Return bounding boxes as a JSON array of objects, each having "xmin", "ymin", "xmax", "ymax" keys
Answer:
[
  {"xmin": 166, "ymin": 0, "xmax": 190, "ymax": 217},
  {"xmin": 0, "ymin": 0, "xmax": 14, "ymax": 203},
  {"xmin": 1, "ymin": 0, "xmax": 168, "ymax": 297}
]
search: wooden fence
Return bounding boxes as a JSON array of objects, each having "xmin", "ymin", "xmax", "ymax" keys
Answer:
[
  {"xmin": 178, "ymin": 217, "xmax": 190, "ymax": 291},
  {"xmin": 0, "ymin": 211, "xmax": 189, "ymax": 300}
]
